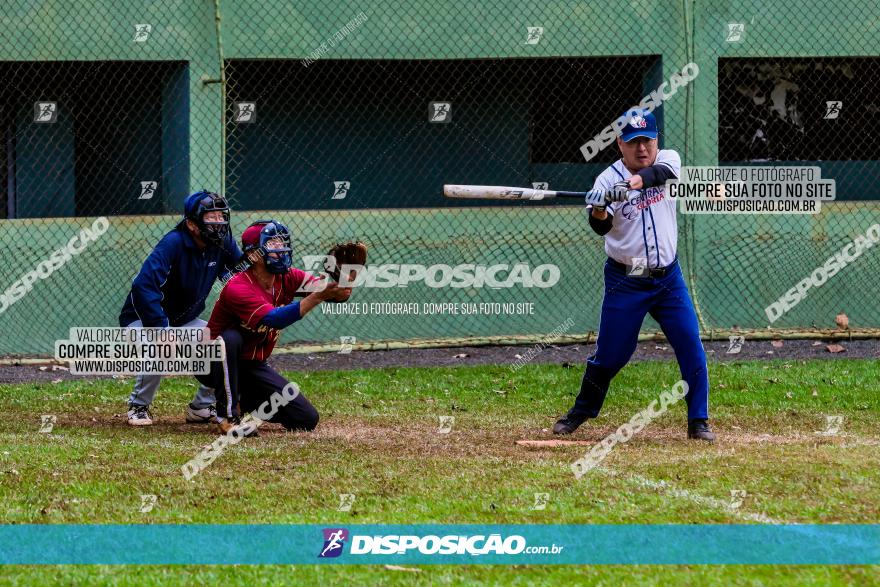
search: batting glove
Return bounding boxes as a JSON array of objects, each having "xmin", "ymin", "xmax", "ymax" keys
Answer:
[
  {"xmin": 584, "ymin": 188, "xmax": 607, "ymax": 210},
  {"xmin": 608, "ymin": 180, "xmax": 633, "ymax": 202}
]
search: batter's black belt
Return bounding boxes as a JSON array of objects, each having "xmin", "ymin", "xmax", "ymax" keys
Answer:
[{"xmin": 608, "ymin": 257, "xmax": 678, "ymax": 278}]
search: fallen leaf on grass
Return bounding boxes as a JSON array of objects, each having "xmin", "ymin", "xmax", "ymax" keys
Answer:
[
  {"xmin": 826, "ymin": 344, "xmax": 846, "ymax": 353},
  {"xmin": 384, "ymin": 565, "xmax": 422, "ymax": 573}
]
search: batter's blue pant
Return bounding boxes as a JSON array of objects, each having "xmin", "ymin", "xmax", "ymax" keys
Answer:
[{"xmin": 572, "ymin": 258, "xmax": 709, "ymax": 420}]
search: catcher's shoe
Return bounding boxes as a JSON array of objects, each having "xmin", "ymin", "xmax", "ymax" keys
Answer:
[
  {"xmin": 185, "ymin": 403, "xmax": 217, "ymax": 423},
  {"xmin": 215, "ymin": 417, "xmax": 260, "ymax": 438},
  {"xmin": 687, "ymin": 419, "xmax": 716, "ymax": 442},
  {"xmin": 553, "ymin": 409, "xmax": 590, "ymax": 435},
  {"xmin": 127, "ymin": 405, "xmax": 153, "ymax": 426}
]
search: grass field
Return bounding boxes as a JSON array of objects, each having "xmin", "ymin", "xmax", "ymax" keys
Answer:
[{"xmin": 1, "ymin": 358, "xmax": 878, "ymax": 585}]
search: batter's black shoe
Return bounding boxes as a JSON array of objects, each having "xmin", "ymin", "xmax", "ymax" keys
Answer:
[
  {"xmin": 687, "ymin": 419, "xmax": 716, "ymax": 442},
  {"xmin": 553, "ymin": 409, "xmax": 589, "ymax": 435}
]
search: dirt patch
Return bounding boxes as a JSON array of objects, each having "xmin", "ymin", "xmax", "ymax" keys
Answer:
[
  {"xmin": 516, "ymin": 426, "xmax": 879, "ymax": 448},
  {"xmin": 2, "ymin": 338, "xmax": 877, "ymax": 385},
  {"xmin": 61, "ymin": 411, "xmax": 547, "ymax": 460},
  {"xmin": 58, "ymin": 411, "xmax": 879, "ymax": 460},
  {"xmin": 516, "ymin": 439, "xmax": 593, "ymax": 447}
]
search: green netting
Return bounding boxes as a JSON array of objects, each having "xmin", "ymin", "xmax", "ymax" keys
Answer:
[{"xmin": 1, "ymin": 0, "xmax": 878, "ymax": 356}]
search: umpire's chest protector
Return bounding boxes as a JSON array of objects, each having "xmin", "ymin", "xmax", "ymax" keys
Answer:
[{"xmin": 162, "ymin": 231, "xmax": 227, "ymax": 324}]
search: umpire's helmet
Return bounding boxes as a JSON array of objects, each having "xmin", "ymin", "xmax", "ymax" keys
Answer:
[
  {"xmin": 241, "ymin": 220, "xmax": 292, "ymax": 274},
  {"xmin": 183, "ymin": 191, "xmax": 231, "ymax": 247}
]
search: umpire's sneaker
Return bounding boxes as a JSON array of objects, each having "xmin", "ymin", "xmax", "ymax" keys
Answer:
[
  {"xmin": 553, "ymin": 409, "xmax": 590, "ymax": 435},
  {"xmin": 127, "ymin": 405, "xmax": 153, "ymax": 426},
  {"xmin": 687, "ymin": 419, "xmax": 716, "ymax": 442},
  {"xmin": 185, "ymin": 403, "xmax": 217, "ymax": 423}
]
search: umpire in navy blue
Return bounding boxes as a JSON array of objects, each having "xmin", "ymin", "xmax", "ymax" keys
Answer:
[{"xmin": 119, "ymin": 191, "xmax": 242, "ymax": 426}]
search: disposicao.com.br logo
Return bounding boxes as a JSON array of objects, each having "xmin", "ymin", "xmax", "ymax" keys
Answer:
[
  {"xmin": 301, "ymin": 257, "xmax": 561, "ymax": 289},
  {"xmin": 319, "ymin": 528, "xmax": 349, "ymax": 558},
  {"xmin": 318, "ymin": 528, "xmax": 564, "ymax": 557}
]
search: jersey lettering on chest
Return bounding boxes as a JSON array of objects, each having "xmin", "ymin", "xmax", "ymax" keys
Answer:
[{"xmin": 618, "ymin": 186, "xmax": 667, "ymax": 221}]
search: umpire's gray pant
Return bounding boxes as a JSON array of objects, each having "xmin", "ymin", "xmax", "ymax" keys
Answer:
[{"xmin": 125, "ymin": 318, "xmax": 215, "ymax": 408}]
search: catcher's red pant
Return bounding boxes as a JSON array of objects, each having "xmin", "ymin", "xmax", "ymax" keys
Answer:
[{"xmin": 196, "ymin": 328, "xmax": 319, "ymax": 430}]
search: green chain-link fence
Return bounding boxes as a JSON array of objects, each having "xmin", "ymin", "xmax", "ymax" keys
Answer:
[{"xmin": 1, "ymin": 0, "xmax": 879, "ymax": 357}]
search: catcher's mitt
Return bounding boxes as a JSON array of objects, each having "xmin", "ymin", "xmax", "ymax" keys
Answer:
[{"xmin": 324, "ymin": 241, "xmax": 368, "ymax": 283}]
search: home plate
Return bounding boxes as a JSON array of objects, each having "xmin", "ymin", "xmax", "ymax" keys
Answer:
[{"xmin": 516, "ymin": 439, "xmax": 592, "ymax": 447}]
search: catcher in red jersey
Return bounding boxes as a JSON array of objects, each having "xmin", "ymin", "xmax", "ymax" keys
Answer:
[{"xmin": 198, "ymin": 220, "xmax": 361, "ymax": 435}]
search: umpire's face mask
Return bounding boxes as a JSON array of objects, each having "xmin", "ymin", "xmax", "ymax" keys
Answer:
[{"xmin": 200, "ymin": 209, "xmax": 231, "ymax": 246}]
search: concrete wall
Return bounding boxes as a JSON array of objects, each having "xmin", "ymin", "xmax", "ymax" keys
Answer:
[{"xmin": 1, "ymin": 0, "xmax": 878, "ymax": 355}]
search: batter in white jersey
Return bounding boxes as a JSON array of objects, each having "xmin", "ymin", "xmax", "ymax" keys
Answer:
[
  {"xmin": 592, "ymin": 148, "xmax": 680, "ymax": 268},
  {"xmin": 553, "ymin": 109, "xmax": 715, "ymax": 442}
]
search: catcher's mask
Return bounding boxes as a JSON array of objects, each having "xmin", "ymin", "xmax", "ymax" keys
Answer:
[
  {"xmin": 184, "ymin": 191, "xmax": 230, "ymax": 247},
  {"xmin": 242, "ymin": 220, "xmax": 292, "ymax": 274}
]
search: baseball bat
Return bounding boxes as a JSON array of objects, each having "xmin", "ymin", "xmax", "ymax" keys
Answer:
[{"xmin": 443, "ymin": 184, "xmax": 586, "ymax": 201}]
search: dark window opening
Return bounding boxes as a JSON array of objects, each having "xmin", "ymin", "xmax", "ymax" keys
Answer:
[
  {"xmin": 225, "ymin": 56, "xmax": 662, "ymax": 210},
  {"xmin": 0, "ymin": 61, "xmax": 189, "ymax": 218}
]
